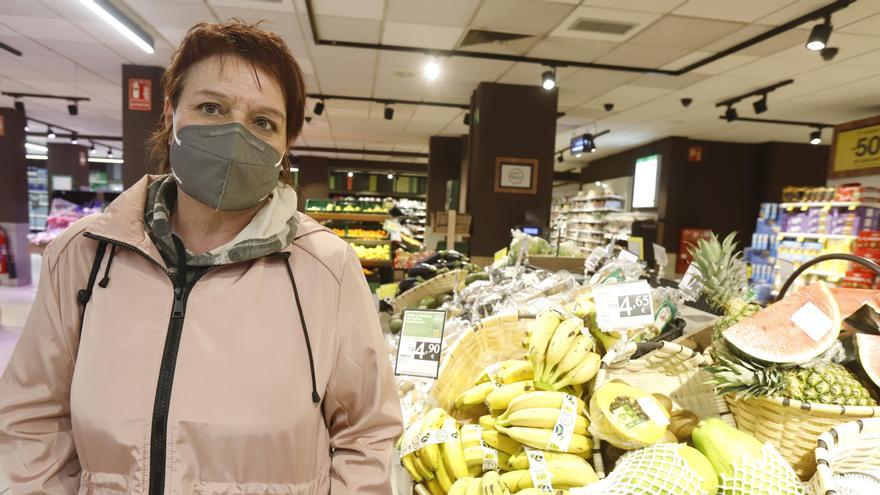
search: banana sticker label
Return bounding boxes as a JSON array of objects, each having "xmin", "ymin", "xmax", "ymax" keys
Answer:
[
  {"xmin": 545, "ymin": 393, "xmax": 578, "ymax": 452},
  {"xmin": 475, "ymin": 425, "xmax": 500, "ymax": 472},
  {"xmin": 524, "ymin": 447, "xmax": 554, "ymax": 491}
]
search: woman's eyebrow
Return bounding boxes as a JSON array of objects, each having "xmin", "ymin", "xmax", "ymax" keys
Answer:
[
  {"xmin": 195, "ymin": 89, "xmax": 229, "ymax": 101},
  {"xmin": 252, "ymin": 105, "xmax": 285, "ymax": 120}
]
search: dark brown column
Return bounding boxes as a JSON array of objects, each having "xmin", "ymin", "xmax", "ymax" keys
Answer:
[
  {"xmin": 0, "ymin": 108, "xmax": 31, "ymax": 285},
  {"xmin": 122, "ymin": 65, "xmax": 165, "ymax": 188},
  {"xmin": 467, "ymin": 82, "xmax": 557, "ymax": 257},
  {"xmin": 295, "ymin": 155, "xmax": 330, "ymax": 211},
  {"xmin": 427, "ymin": 136, "xmax": 465, "ymax": 225},
  {"xmin": 47, "ymin": 143, "xmax": 90, "ymax": 191}
]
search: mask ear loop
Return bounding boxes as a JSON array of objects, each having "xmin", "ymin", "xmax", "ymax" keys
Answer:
[{"xmin": 169, "ymin": 109, "xmax": 185, "ymax": 186}]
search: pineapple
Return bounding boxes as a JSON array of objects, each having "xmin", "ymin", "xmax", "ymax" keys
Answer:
[
  {"xmin": 687, "ymin": 232, "xmax": 763, "ymax": 332},
  {"xmin": 707, "ymin": 356, "xmax": 876, "ymax": 407}
]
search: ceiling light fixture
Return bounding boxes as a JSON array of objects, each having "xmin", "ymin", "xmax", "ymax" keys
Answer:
[
  {"xmin": 14, "ymin": 100, "xmax": 24, "ymax": 114},
  {"xmin": 107, "ymin": 148, "xmax": 113, "ymax": 158},
  {"xmin": 68, "ymin": 101, "xmax": 79, "ymax": 116},
  {"xmin": 71, "ymin": 132, "xmax": 79, "ymax": 145},
  {"xmin": 387, "ymin": 173, "xmax": 394, "ymax": 180},
  {"xmin": 753, "ymin": 94, "xmax": 768, "ymax": 114},
  {"xmin": 26, "ymin": 154, "xmax": 49, "ymax": 160},
  {"xmin": 47, "ymin": 127, "xmax": 56, "ymax": 139},
  {"xmin": 681, "ymin": 98, "xmax": 693, "ymax": 108},
  {"xmin": 575, "ymin": 153, "xmax": 583, "ymax": 158},
  {"xmin": 604, "ymin": 103, "xmax": 614, "ymax": 112},
  {"xmin": 90, "ymin": 143, "xmax": 96, "ymax": 155},
  {"xmin": 25, "ymin": 142, "xmax": 48, "ymax": 153},
  {"xmin": 463, "ymin": 112, "xmax": 470, "ymax": 126},
  {"xmin": 292, "ymin": 167, "xmax": 299, "ymax": 172},
  {"xmin": 314, "ymin": 100, "xmax": 324, "ymax": 115},
  {"xmin": 384, "ymin": 105, "xmax": 394, "ymax": 120},
  {"xmin": 423, "ymin": 59, "xmax": 441, "ymax": 81},
  {"xmin": 810, "ymin": 129, "xmax": 822, "ymax": 145},
  {"xmin": 806, "ymin": 15, "xmax": 832, "ymax": 51},
  {"xmin": 724, "ymin": 106, "xmax": 738, "ymax": 122},
  {"xmin": 24, "ymin": 124, "xmax": 30, "ymax": 132},
  {"xmin": 821, "ymin": 47, "xmax": 839, "ymax": 61},
  {"xmin": 347, "ymin": 171, "xmax": 354, "ymax": 178},
  {"xmin": 557, "ymin": 154, "xmax": 564, "ymax": 163},
  {"xmin": 79, "ymin": 0, "xmax": 155, "ymax": 54},
  {"xmin": 541, "ymin": 68, "xmax": 556, "ymax": 90}
]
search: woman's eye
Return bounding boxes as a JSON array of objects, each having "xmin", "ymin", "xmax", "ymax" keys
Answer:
[
  {"xmin": 201, "ymin": 103, "xmax": 221, "ymax": 115},
  {"xmin": 255, "ymin": 117, "xmax": 277, "ymax": 132}
]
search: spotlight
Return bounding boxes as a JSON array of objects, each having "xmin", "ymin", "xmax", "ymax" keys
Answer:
[
  {"xmin": 423, "ymin": 59, "xmax": 441, "ymax": 81},
  {"xmin": 589, "ymin": 144, "xmax": 597, "ymax": 153},
  {"xmin": 576, "ymin": 153, "xmax": 583, "ymax": 158},
  {"xmin": 821, "ymin": 47, "xmax": 839, "ymax": 61},
  {"xmin": 71, "ymin": 132, "xmax": 78, "ymax": 145},
  {"xmin": 68, "ymin": 102, "xmax": 78, "ymax": 116},
  {"xmin": 810, "ymin": 129, "xmax": 822, "ymax": 145},
  {"xmin": 347, "ymin": 171, "xmax": 354, "ymax": 178},
  {"xmin": 107, "ymin": 148, "xmax": 113, "ymax": 157},
  {"xmin": 292, "ymin": 167, "xmax": 299, "ymax": 172},
  {"xmin": 24, "ymin": 125, "xmax": 30, "ymax": 132},
  {"xmin": 387, "ymin": 173, "xmax": 394, "ymax": 180},
  {"xmin": 463, "ymin": 112, "xmax": 470, "ymax": 126},
  {"xmin": 90, "ymin": 143, "xmax": 96, "ymax": 155},
  {"xmin": 48, "ymin": 127, "xmax": 56, "ymax": 139},
  {"xmin": 681, "ymin": 98, "xmax": 692, "ymax": 108},
  {"xmin": 384, "ymin": 105, "xmax": 394, "ymax": 120},
  {"xmin": 14, "ymin": 100, "xmax": 25, "ymax": 114},
  {"xmin": 557, "ymin": 154, "xmax": 564, "ymax": 163},
  {"xmin": 753, "ymin": 94, "xmax": 768, "ymax": 114},
  {"xmin": 724, "ymin": 106, "xmax": 738, "ymax": 122},
  {"xmin": 541, "ymin": 69, "xmax": 556, "ymax": 90},
  {"xmin": 604, "ymin": 103, "xmax": 614, "ymax": 112},
  {"xmin": 806, "ymin": 16, "xmax": 832, "ymax": 51},
  {"xmin": 313, "ymin": 100, "xmax": 324, "ymax": 115}
]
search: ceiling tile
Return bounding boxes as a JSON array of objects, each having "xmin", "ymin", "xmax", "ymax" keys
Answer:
[
  {"xmin": 772, "ymin": 32, "xmax": 880, "ymax": 62},
  {"xmin": 527, "ymin": 37, "xmax": 619, "ymax": 63},
  {"xmin": 314, "ymin": 16, "xmax": 380, "ymax": 43},
  {"xmin": 723, "ymin": 56, "xmax": 824, "ymax": 81},
  {"xmin": 441, "ymin": 58, "xmax": 515, "ymax": 84},
  {"xmin": 382, "ymin": 22, "xmax": 463, "ymax": 50},
  {"xmin": 212, "ymin": 8, "xmax": 302, "ymax": 38},
  {"xmin": 838, "ymin": 49, "xmax": 880, "ymax": 68},
  {"xmin": 595, "ymin": 43, "xmax": 690, "ymax": 68},
  {"xmin": 839, "ymin": 13, "xmax": 880, "ymax": 36},
  {"xmin": 672, "ymin": 0, "xmax": 798, "ymax": 23},
  {"xmin": 309, "ymin": 0, "xmax": 384, "ymax": 21},
  {"xmin": 796, "ymin": 64, "xmax": 880, "ymax": 88},
  {"xmin": 583, "ymin": 84, "xmax": 674, "ymax": 111},
  {"xmin": 705, "ymin": 26, "xmax": 808, "ymax": 57},
  {"xmin": 0, "ymin": 16, "xmax": 95, "ymax": 43},
  {"xmin": 124, "ymin": 2, "xmax": 216, "ymax": 31},
  {"xmin": 385, "ymin": 0, "xmax": 480, "ymax": 27},
  {"xmin": 549, "ymin": 6, "xmax": 661, "ymax": 42},
  {"xmin": 580, "ymin": 0, "xmax": 687, "ymax": 14},
  {"xmin": 472, "ymin": 0, "xmax": 574, "ymax": 35},
  {"xmin": 627, "ymin": 16, "xmax": 745, "ymax": 51},
  {"xmin": 630, "ymin": 72, "xmax": 711, "ymax": 90},
  {"xmin": 209, "ymin": 0, "xmax": 297, "ymax": 12}
]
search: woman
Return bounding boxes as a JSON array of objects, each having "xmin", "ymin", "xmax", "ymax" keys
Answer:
[{"xmin": 0, "ymin": 21, "xmax": 402, "ymax": 494}]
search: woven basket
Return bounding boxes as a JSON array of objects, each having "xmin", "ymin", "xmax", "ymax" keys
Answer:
[
  {"xmin": 726, "ymin": 395, "xmax": 880, "ymax": 480},
  {"xmin": 430, "ymin": 313, "xmax": 530, "ymax": 418},
  {"xmin": 807, "ymin": 418, "xmax": 880, "ymax": 494},
  {"xmin": 391, "ymin": 269, "xmax": 468, "ymax": 314},
  {"xmin": 591, "ymin": 341, "xmax": 734, "ymax": 478}
]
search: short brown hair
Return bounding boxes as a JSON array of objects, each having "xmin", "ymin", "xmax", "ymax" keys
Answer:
[{"xmin": 148, "ymin": 19, "xmax": 306, "ymax": 183}]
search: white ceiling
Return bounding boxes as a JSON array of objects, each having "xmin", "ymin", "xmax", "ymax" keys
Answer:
[{"xmin": 1, "ymin": 0, "xmax": 880, "ymax": 169}]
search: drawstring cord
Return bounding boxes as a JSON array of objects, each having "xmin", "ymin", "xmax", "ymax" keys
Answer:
[
  {"xmin": 97, "ymin": 245, "xmax": 117, "ymax": 288},
  {"xmin": 279, "ymin": 253, "xmax": 321, "ymax": 404}
]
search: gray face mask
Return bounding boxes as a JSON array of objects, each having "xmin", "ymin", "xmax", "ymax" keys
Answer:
[{"xmin": 169, "ymin": 117, "xmax": 283, "ymax": 211}]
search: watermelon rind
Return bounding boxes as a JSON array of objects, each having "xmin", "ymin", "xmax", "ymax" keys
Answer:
[
  {"xmin": 722, "ymin": 283, "xmax": 841, "ymax": 364},
  {"xmin": 856, "ymin": 333, "xmax": 880, "ymax": 389}
]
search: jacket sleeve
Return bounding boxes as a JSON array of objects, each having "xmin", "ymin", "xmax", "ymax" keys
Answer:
[
  {"xmin": 325, "ymin": 248, "xmax": 403, "ymax": 495},
  {"xmin": 0, "ymin": 245, "xmax": 81, "ymax": 493}
]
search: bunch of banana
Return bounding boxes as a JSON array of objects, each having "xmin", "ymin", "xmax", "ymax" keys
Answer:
[
  {"xmin": 506, "ymin": 450, "xmax": 590, "ymax": 471},
  {"xmin": 528, "ymin": 309, "xmax": 565, "ymax": 384},
  {"xmin": 400, "ymin": 421, "xmax": 434, "ymax": 482},
  {"xmin": 400, "ymin": 408, "xmax": 473, "ymax": 494},
  {"xmin": 447, "ymin": 477, "xmax": 483, "ymax": 495},
  {"xmin": 530, "ymin": 314, "xmax": 601, "ymax": 391},
  {"xmin": 496, "ymin": 408, "xmax": 589, "ymax": 436},
  {"xmin": 481, "ymin": 471, "xmax": 512, "ymax": 495},
  {"xmin": 455, "ymin": 382, "xmax": 496, "ymax": 410},
  {"xmin": 495, "ymin": 392, "xmax": 593, "ymax": 454},
  {"xmin": 475, "ymin": 360, "xmax": 534, "ymax": 385},
  {"xmin": 485, "ymin": 380, "xmax": 535, "ymax": 413},
  {"xmin": 499, "ymin": 452, "xmax": 599, "ymax": 491}
]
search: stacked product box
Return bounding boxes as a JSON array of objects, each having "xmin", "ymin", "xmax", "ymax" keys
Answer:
[
  {"xmin": 843, "ymin": 231, "xmax": 880, "ymax": 289},
  {"xmin": 746, "ymin": 203, "xmax": 780, "ymax": 303}
]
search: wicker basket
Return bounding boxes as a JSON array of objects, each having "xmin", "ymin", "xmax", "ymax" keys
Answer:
[
  {"xmin": 430, "ymin": 313, "xmax": 530, "ymax": 418},
  {"xmin": 726, "ymin": 395, "xmax": 880, "ymax": 480},
  {"xmin": 590, "ymin": 341, "xmax": 734, "ymax": 478},
  {"xmin": 807, "ymin": 418, "xmax": 880, "ymax": 494},
  {"xmin": 391, "ymin": 269, "xmax": 468, "ymax": 314}
]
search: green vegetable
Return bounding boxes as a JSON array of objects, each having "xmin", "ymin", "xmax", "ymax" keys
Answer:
[{"xmin": 389, "ymin": 318, "xmax": 403, "ymax": 334}]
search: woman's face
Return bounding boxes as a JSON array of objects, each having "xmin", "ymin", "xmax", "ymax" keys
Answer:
[{"xmin": 165, "ymin": 53, "xmax": 288, "ymax": 158}]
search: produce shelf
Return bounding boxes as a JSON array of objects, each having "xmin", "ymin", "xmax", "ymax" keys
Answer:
[
  {"xmin": 309, "ymin": 212, "xmax": 389, "ymax": 222},
  {"xmin": 329, "ymin": 190, "xmax": 426, "ymax": 199},
  {"xmin": 777, "ymin": 232, "xmax": 857, "ymax": 240},
  {"xmin": 342, "ymin": 238, "xmax": 390, "ymax": 245}
]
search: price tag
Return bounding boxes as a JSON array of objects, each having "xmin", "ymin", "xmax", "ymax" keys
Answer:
[
  {"xmin": 627, "ymin": 236, "xmax": 644, "ymax": 259},
  {"xmin": 617, "ymin": 249, "xmax": 639, "ymax": 263},
  {"xmin": 592, "ymin": 280, "xmax": 655, "ymax": 331},
  {"xmin": 494, "ymin": 247, "xmax": 509, "ymax": 263},
  {"xmin": 652, "ymin": 243, "xmax": 667, "ymax": 265},
  {"xmin": 678, "ymin": 263, "xmax": 704, "ymax": 302},
  {"xmin": 584, "ymin": 246, "xmax": 607, "ymax": 273},
  {"xmin": 394, "ymin": 309, "xmax": 446, "ymax": 379},
  {"xmin": 790, "ymin": 302, "xmax": 833, "ymax": 342}
]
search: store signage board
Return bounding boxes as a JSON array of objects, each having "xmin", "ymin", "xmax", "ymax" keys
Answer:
[
  {"xmin": 678, "ymin": 263, "xmax": 704, "ymax": 302},
  {"xmin": 830, "ymin": 116, "xmax": 880, "ymax": 178},
  {"xmin": 593, "ymin": 280, "xmax": 655, "ymax": 331},
  {"xmin": 494, "ymin": 157, "xmax": 538, "ymax": 195},
  {"xmin": 128, "ymin": 78, "xmax": 152, "ymax": 111},
  {"xmin": 627, "ymin": 236, "xmax": 644, "ymax": 259},
  {"xmin": 632, "ymin": 154, "xmax": 660, "ymax": 209},
  {"xmin": 394, "ymin": 309, "xmax": 446, "ymax": 379}
]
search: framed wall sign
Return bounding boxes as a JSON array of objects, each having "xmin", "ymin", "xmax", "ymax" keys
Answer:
[
  {"xmin": 829, "ymin": 115, "xmax": 880, "ymax": 178},
  {"xmin": 495, "ymin": 157, "xmax": 538, "ymax": 194}
]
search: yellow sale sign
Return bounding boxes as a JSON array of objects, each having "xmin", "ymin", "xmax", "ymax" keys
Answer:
[{"xmin": 834, "ymin": 123, "xmax": 880, "ymax": 172}]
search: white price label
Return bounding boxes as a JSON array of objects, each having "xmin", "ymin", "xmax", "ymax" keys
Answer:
[
  {"xmin": 394, "ymin": 309, "xmax": 446, "ymax": 379},
  {"xmin": 618, "ymin": 249, "xmax": 639, "ymax": 263},
  {"xmin": 593, "ymin": 280, "xmax": 655, "ymax": 331},
  {"xmin": 524, "ymin": 447, "xmax": 554, "ymax": 491},
  {"xmin": 545, "ymin": 394, "xmax": 578, "ymax": 453},
  {"xmin": 584, "ymin": 246, "xmax": 607, "ymax": 273},
  {"xmin": 678, "ymin": 263, "xmax": 704, "ymax": 302},
  {"xmin": 484, "ymin": 363, "xmax": 503, "ymax": 386},
  {"xmin": 790, "ymin": 302, "xmax": 833, "ymax": 342}
]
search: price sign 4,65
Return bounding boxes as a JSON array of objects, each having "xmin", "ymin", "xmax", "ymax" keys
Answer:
[
  {"xmin": 617, "ymin": 293, "xmax": 651, "ymax": 318},
  {"xmin": 413, "ymin": 340, "xmax": 441, "ymax": 361},
  {"xmin": 593, "ymin": 280, "xmax": 655, "ymax": 331}
]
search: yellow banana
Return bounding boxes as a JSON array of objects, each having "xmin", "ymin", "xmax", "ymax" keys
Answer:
[
  {"xmin": 570, "ymin": 383, "xmax": 584, "ymax": 398},
  {"xmin": 503, "ymin": 391, "xmax": 586, "ymax": 417},
  {"xmin": 517, "ymin": 490, "xmax": 568, "ymax": 495},
  {"xmin": 495, "ymin": 426, "xmax": 592, "ymax": 454},
  {"xmin": 497, "ymin": 360, "xmax": 534, "ymax": 384},
  {"xmin": 468, "ymin": 465, "xmax": 482, "ymax": 477},
  {"xmin": 419, "ymin": 408, "xmax": 448, "ymax": 472},
  {"xmin": 528, "ymin": 310, "xmax": 564, "ymax": 388},
  {"xmin": 499, "ymin": 470, "xmax": 531, "ymax": 493},
  {"xmin": 506, "ymin": 450, "xmax": 591, "ymax": 471},
  {"xmin": 552, "ymin": 352, "xmax": 601, "ymax": 390},
  {"xmin": 435, "ymin": 460, "xmax": 454, "ymax": 493},
  {"xmin": 465, "ymin": 477, "xmax": 482, "ymax": 495},
  {"xmin": 501, "ymin": 459, "xmax": 598, "ymax": 490},
  {"xmin": 485, "ymin": 380, "xmax": 535, "ymax": 411},
  {"xmin": 541, "ymin": 318, "xmax": 584, "ymax": 386},
  {"xmin": 441, "ymin": 420, "xmax": 470, "ymax": 480},
  {"xmin": 481, "ymin": 470, "xmax": 510, "ymax": 495},
  {"xmin": 544, "ymin": 333, "xmax": 595, "ymax": 385},
  {"xmin": 572, "ymin": 297, "xmax": 595, "ymax": 318},
  {"xmin": 400, "ymin": 422, "xmax": 424, "ymax": 482},
  {"xmin": 455, "ymin": 382, "xmax": 496, "ymax": 409},
  {"xmin": 496, "ymin": 408, "xmax": 589, "ymax": 436},
  {"xmin": 479, "ymin": 415, "xmax": 496, "ymax": 430},
  {"xmin": 461, "ymin": 424, "xmax": 483, "ymax": 449},
  {"xmin": 414, "ymin": 483, "xmax": 433, "ymax": 495},
  {"xmin": 463, "ymin": 445, "xmax": 485, "ymax": 469},
  {"xmin": 449, "ymin": 478, "xmax": 472, "ymax": 495},
  {"xmin": 425, "ymin": 478, "xmax": 445, "ymax": 495},
  {"xmin": 481, "ymin": 429, "xmax": 521, "ymax": 455}
]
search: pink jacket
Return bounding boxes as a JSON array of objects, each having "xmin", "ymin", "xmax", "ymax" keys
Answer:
[{"xmin": 0, "ymin": 177, "xmax": 403, "ymax": 494}]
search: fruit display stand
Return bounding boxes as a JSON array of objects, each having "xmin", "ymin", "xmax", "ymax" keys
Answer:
[
  {"xmin": 808, "ymin": 418, "xmax": 880, "ymax": 494},
  {"xmin": 391, "ymin": 269, "xmax": 468, "ymax": 315}
]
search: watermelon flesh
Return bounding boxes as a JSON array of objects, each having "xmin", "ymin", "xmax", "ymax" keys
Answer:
[
  {"xmin": 856, "ymin": 333, "xmax": 880, "ymax": 389},
  {"xmin": 723, "ymin": 283, "xmax": 841, "ymax": 364},
  {"xmin": 831, "ymin": 287, "xmax": 880, "ymax": 320}
]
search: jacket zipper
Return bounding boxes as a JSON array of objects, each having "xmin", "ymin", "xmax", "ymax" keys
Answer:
[{"xmin": 83, "ymin": 233, "xmax": 214, "ymax": 495}]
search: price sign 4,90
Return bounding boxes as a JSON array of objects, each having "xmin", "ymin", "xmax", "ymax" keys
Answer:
[{"xmin": 413, "ymin": 341, "xmax": 441, "ymax": 361}]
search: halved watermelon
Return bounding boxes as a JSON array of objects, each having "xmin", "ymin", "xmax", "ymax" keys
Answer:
[
  {"xmin": 722, "ymin": 283, "xmax": 840, "ymax": 364},
  {"xmin": 856, "ymin": 333, "xmax": 880, "ymax": 389},
  {"xmin": 831, "ymin": 287, "xmax": 880, "ymax": 320}
]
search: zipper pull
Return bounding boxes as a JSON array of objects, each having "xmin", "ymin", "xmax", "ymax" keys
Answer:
[{"xmin": 172, "ymin": 287, "xmax": 185, "ymax": 319}]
